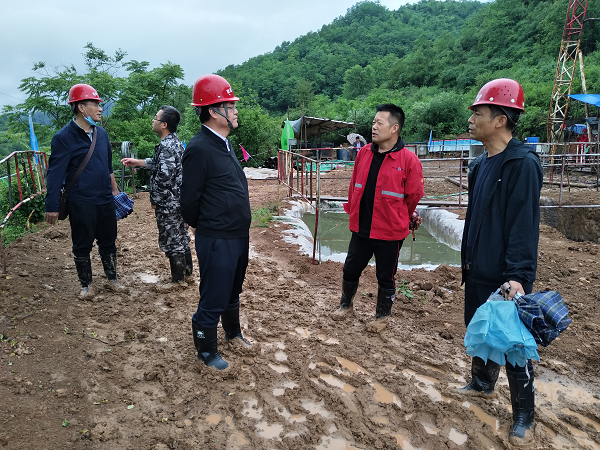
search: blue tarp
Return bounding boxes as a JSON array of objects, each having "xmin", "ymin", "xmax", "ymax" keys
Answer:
[
  {"xmin": 569, "ymin": 94, "xmax": 600, "ymax": 107},
  {"xmin": 568, "ymin": 124, "xmax": 587, "ymax": 134}
]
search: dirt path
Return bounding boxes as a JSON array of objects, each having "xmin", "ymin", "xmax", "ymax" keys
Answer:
[{"xmin": 1, "ymin": 176, "xmax": 599, "ymax": 450}]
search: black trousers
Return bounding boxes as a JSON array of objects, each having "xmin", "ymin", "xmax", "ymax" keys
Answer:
[
  {"xmin": 342, "ymin": 233, "xmax": 403, "ymax": 290},
  {"xmin": 192, "ymin": 234, "xmax": 249, "ymax": 328},
  {"xmin": 68, "ymin": 200, "xmax": 117, "ymax": 258}
]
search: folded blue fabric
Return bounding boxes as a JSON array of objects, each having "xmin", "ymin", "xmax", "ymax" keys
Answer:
[
  {"xmin": 465, "ymin": 299, "xmax": 539, "ymax": 367},
  {"xmin": 114, "ymin": 192, "xmax": 134, "ymax": 220}
]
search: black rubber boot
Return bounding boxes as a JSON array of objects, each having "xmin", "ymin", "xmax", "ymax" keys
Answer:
[
  {"xmin": 100, "ymin": 253, "xmax": 125, "ymax": 291},
  {"xmin": 191, "ymin": 322, "xmax": 229, "ymax": 370},
  {"xmin": 156, "ymin": 253, "xmax": 187, "ymax": 292},
  {"xmin": 333, "ymin": 279, "xmax": 359, "ymax": 319},
  {"xmin": 375, "ymin": 286, "xmax": 396, "ymax": 319},
  {"xmin": 458, "ymin": 356, "xmax": 500, "ymax": 396},
  {"xmin": 221, "ymin": 302, "xmax": 252, "ymax": 347},
  {"xmin": 184, "ymin": 249, "xmax": 193, "ymax": 277},
  {"xmin": 169, "ymin": 253, "xmax": 186, "ymax": 283},
  {"xmin": 74, "ymin": 255, "xmax": 94, "ymax": 298},
  {"xmin": 507, "ymin": 362, "xmax": 535, "ymax": 447}
]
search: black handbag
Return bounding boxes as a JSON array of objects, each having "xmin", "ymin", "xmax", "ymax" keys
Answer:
[{"xmin": 57, "ymin": 128, "xmax": 97, "ymax": 220}]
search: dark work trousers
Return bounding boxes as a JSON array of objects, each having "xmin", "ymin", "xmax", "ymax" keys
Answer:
[
  {"xmin": 342, "ymin": 233, "xmax": 403, "ymax": 290},
  {"xmin": 464, "ymin": 274, "xmax": 534, "ymax": 373},
  {"xmin": 68, "ymin": 200, "xmax": 117, "ymax": 258},
  {"xmin": 192, "ymin": 234, "xmax": 249, "ymax": 328}
]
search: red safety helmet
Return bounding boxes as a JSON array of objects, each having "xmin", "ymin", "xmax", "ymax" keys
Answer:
[
  {"xmin": 469, "ymin": 78, "xmax": 524, "ymax": 112},
  {"xmin": 191, "ymin": 74, "xmax": 239, "ymax": 107},
  {"xmin": 68, "ymin": 84, "xmax": 103, "ymax": 104}
]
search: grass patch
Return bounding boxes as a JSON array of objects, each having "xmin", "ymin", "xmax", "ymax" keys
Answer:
[{"xmin": 251, "ymin": 202, "xmax": 278, "ymax": 228}]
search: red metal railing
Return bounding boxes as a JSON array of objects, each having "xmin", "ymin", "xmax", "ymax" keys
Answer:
[{"xmin": 0, "ymin": 150, "xmax": 48, "ymax": 273}]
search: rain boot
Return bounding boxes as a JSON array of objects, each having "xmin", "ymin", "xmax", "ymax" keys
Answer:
[
  {"xmin": 366, "ymin": 286, "xmax": 396, "ymax": 332},
  {"xmin": 191, "ymin": 322, "xmax": 229, "ymax": 370},
  {"xmin": 507, "ymin": 362, "xmax": 535, "ymax": 447},
  {"xmin": 458, "ymin": 356, "xmax": 500, "ymax": 396},
  {"xmin": 100, "ymin": 253, "xmax": 126, "ymax": 291},
  {"xmin": 221, "ymin": 302, "xmax": 252, "ymax": 348},
  {"xmin": 375, "ymin": 286, "xmax": 396, "ymax": 319},
  {"xmin": 184, "ymin": 249, "xmax": 194, "ymax": 279},
  {"xmin": 332, "ymin": 279, "xmax": 359, "ymax": 320},
  {"xmin": 74, "ymin": 255, "xmax": 94, "ymax": 298},
  {"xmin": 156, "ymin": 253, "xmax": 187, "ymax": 292}
]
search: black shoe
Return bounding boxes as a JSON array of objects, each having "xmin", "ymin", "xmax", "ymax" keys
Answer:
[
  {"xmin": 458, "ymin": 357, "xmax": 500, "ymax": 396},
  {"xmin": 191, "ymin": 323, "xmax": 229, "ymax": 370},
  {"xmin": 333, "ymin": 279, "xmax": 359, "ymax": 318},
  {"xmin": 507, "ymin": 361, "xmax": 535, "ymax": 446},
  {"xmin": 375, "ymin": 286, "xmax": 396, "ymax": 319}
]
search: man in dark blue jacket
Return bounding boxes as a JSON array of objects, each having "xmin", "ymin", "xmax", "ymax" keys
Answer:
[
  {"xmin": 181, "ymin": 75, "xmax": 252, "ymax": 371},
  {"xmin": 45, "ymin": 84, "xmax": 122, "ymax": 298},
  {"xmin": 459, "ymin": 79, "xmax": 543, "ymax": 447}
]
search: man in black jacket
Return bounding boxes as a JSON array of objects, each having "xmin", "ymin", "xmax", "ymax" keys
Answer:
[
  {"xmin": 180, "ymin": 74, "xmax": 252, "ymax": 371},
  {"xmin": 459, "ymin": 79, "xmax": 543, "ymax": 447},
  {"xmin": 45, "ymin": 83, "xmax": 122, "ymax": 298}
]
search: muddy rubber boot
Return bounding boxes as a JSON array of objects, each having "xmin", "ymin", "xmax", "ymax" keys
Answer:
[
  {"xmin": 156, "ymin": 253, "xmax": 187, "ymax": 292},
  {"xmin": 507, "ymin": 362, "xmax": 535, "ymax": 447},
  {"xmin": 191, "ymin": 323, "xmax": 229, "ymax": 370},
  {"xmin": 74, "ymin": 256, "xmax": 94, "ymax": 298},
  {"xmin": 458, "ymin": 357, "xmax": 500, "ymax": 396},
  {"xmin": 100, "ymin": 253, "xmax": 126, "ymax": 292},
  {"xmin": 184, "ymin": 249, "xmax": 194, "ymax": 279},
  {"xmin": 367, "ymin": 286, "xmax": 395, "ymax": 332},
  {"xmin": 221, "ymin": 302, "xmax": 252, "ymax": 349},
  {"xmin": 332, "ymin": 279, "xmax": 359, "ymax": 320}
]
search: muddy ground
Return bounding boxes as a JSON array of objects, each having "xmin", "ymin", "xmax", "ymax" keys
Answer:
[{"xmin": 1, "ymin": 159, "xmax": 600, "ymax": 450}]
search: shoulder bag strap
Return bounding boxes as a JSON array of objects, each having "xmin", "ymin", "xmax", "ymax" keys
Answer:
[{"xmin": 62, "ymin": 127, "xmax": 98, "ymax": 198}]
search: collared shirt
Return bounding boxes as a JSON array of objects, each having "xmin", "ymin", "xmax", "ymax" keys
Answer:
[
  {"xmin": 72, "ymin": 118, "xmax": 94, "ymax": 141},
  {"xmin": 203, "ymin": 124, "xmax": 231, "ymax": 152}
]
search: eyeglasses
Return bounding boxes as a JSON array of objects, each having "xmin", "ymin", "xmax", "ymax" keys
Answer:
[
  {"xmin": 220, "ymin": 104, "xmax": 237, "ymax": 112},
  {"xmin": 152, "ymin": 117, "xmax": 165, "ymax": 122}
]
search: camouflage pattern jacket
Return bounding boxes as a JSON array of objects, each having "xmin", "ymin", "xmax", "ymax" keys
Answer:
[{"xmin": 144, "ymin": 133, "xmax": 185, "ymax": 213}]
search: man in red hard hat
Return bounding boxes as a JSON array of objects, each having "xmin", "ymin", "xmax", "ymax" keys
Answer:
[
  {"xmin": 459, "ymin": 78, "xmax": 543, "ymax": 447},
  {"xmin": 180, "ymin": 74, "xmax": 252, "ymax": 371},
  {"xmin": 45, "ymin": 83, "xmax": 123, "ymax": 297}
]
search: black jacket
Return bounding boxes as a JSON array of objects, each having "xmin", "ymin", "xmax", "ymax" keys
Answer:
[
  {"xmin": 461, "ymin": 138, "xmax": 543, "ymax": 288},
  {"xmin": 180, "ymin": 126, "xmax": 251, "ymax": 238},
  {"xmin": 45, "ymin": 121, "xmax": 113, "ymax": 212}
]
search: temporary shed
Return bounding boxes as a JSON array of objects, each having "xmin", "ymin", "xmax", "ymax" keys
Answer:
[{"xmin": 288, "ymin": 116, "xmax": 355, "ymax": 148}]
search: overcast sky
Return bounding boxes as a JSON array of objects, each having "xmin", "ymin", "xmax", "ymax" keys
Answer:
[{"xmin": 0, "ymin": 0, "xmax": 420, "ymax": 111}]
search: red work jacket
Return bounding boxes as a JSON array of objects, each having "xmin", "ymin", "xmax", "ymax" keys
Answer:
[{"xmin": 343, "ymin": 144, "xmax": 424, "ymax": 241}]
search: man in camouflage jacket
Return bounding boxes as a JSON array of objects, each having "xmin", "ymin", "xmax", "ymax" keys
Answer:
[{"xmin": 122, "ymin": 105, "xmax": 192, "ymax": 289}]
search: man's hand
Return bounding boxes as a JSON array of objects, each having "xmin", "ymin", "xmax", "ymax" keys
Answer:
[
  {"xmin": 121, "ymin": 158, "xmax": 145, "ymax": 168},
  {"xmin": 409, "ymin": 211, "xmax": 422, "ymax": 231},
  {"xmin": 151, "ymin": 204, "xmax": 157, "ymax": 210},
  {"xmin": 501, "ymin": 280, "xmax": 525, "ymax": 300},
  {"xmin": 45, "ymin": 212, "xmax": 59, "ymax": 225}
]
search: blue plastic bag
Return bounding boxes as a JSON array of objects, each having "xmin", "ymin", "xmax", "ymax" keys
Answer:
[{"xmin": 465, "ymin": 295, "xmax": 540, "ymax": 367}]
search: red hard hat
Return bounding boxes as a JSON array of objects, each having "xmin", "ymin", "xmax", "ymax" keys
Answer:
[
  {"xmin": 191, "ymin": 74, "xmax": 239, "ymax": 107},
  {"xmin": 469, "ymin": 78, "xmax": 524, "ymax": 112},
  {"xmin": 68, "ymin": 84, "xmax": 103, "ymax": 104}
]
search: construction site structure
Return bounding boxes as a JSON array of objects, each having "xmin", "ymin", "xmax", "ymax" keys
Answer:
[{"xmin": 547, "ymin": 0, "xmax": 589, "ymax": 144}]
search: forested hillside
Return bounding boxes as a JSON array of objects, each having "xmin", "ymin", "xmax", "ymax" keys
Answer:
[
  {"xmin": 219, "ymin": 0, "xmax": 600, "ymax": 141},
  {"xmin": 2, "ymin": 0, "xmax": 600, "ymax": 157}
]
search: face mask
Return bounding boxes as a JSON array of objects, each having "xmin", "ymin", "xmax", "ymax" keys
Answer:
[{"xmin": 84, "ymin": 115, "xmax": 97, "ymax": 126}]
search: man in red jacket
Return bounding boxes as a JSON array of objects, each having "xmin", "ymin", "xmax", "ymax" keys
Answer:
[{"xmin": 333, "ymin": 104, "xmax": 424, "ymax": 329}]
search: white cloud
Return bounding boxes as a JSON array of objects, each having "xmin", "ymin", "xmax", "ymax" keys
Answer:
[{"xmin": 0, "ymin": 0, "xmax": 417, "ymax": 110}]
